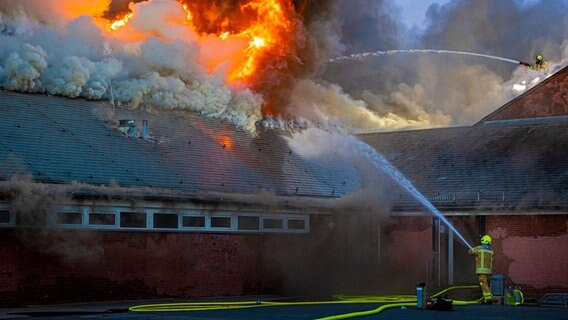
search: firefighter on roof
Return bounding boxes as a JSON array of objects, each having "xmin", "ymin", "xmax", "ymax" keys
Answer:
[
  {"xmin": 468, "ymin": 234, "xmax": 494, "ymax": 304},
  {"xmin": 533, "ymin": 54, "xmax": 548, "ymax": 71},
  {"xmin": 520, "ymin": 54, "xmax": 548, "ymax": 71}
]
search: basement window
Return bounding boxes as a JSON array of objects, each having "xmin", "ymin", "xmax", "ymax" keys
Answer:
[
  {"xmin": 56, "ymin": 212, "xmax": 82, "ymax": 225},
  {"xmin": 154, "ymin": 213, "xmax": 178, "ymax": 229},
  {"xmin": 263, "ymin": 218, "xmax": 283, "ymax": 230},
  {"xmin": 238, "ymin": 216, "xmax": 259, "ymax": 231},
  {"xmin": 120, "ymin": 212, "xmax": 146, "ymax": 228},
  {"xmin": 211, "ymin": 216, "xmax": 231, "ymax": 229},
  {"xmin": 89, "ymin": 213, "xmax": 115, "ymax": 226},
  {"xmin": 0, "ymin": 210, "xmax": 10, "ymax": 224},
  {"xmin": 182, "ymin": 216, "xmax": 205, "ymax": 228},
  {"xmin": 287, "ymin": 219, "xmax": 306, "ymax": 230}
]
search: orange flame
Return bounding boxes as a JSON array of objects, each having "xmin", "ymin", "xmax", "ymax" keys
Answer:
[
  {"xmin": 181, "ymin": 4, "xmax": 194, "ymax": 24},
  {"xmin": 221, "ymin": 135, "xmax": 233, "ymax": 150},
  {"xmin": 107, "ymin": 12, "xmax": 133, "ymax": 31},
  {"xmin": 104, "ymin": 0, "xmax": 296, "ymax": 85}
]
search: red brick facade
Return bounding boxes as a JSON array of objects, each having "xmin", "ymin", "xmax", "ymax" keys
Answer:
[
  {"xmin": 380, "ymin": 214, "xmax": 568, "ymax": 300},
  {"xmin": 0, "ymin": 229, "xmax": 264, "ymax": 306},
  {"xmin": 2, "ymin": 212, "xmax": 566, "ymax": 305},
  {"xmin": 480, "ymin": 65, "xmax": 568, "ymax": 122},
  {"xmin": 487, "ymin": 215, "xmax": 568, "ymax": 298},
  {"xmin": 1, "ymin": 214, "xmax": 376, "ymax": 306},
  {"xmin": 381, "ymin": 216, "xmax": 432, "ymax": 286}
]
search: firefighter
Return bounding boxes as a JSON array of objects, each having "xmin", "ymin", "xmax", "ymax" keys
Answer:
[
  {"xmin": 468, "ymin": 234, "xmax": 494, "ymax": 304},
  {"xmin": 532, "ymin": 54, "xmax": 548, "ymax": 71},
  {"xmin": 519, "ymin": 54, "xmax": 549, "ymax": 72}
]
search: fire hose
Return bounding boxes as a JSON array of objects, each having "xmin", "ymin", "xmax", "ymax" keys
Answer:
[{"xmin": 128, "ymin": 285, "xmax": 482, "ymax": 319}]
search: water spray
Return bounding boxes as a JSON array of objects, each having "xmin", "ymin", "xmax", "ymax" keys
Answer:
[
  {"xmin": 328, "ymin": 49, "xmax": 528, "ymax": 67},
  {"xmin": 349, "ymin": 136, "xmax": 473, "ymax": 249}
]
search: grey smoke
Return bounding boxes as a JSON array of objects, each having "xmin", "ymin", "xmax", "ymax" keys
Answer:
[
  {"xmin": 0, "ymin": 0, "xmax": 567, "ymax": 134},
  {"xmin": 311, "ymin": 0, "xmax": 568, "ymax": 132},
  {"xmin": 4, "ymin": 175, "xmax": 104, "ymax": 265}
]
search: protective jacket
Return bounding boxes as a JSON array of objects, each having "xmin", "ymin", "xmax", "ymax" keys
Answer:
[
  {"xmin": 468, "ymin": 244, "xmax": 493, "ymax": 274},
  {"xmin": 532, "ymin": 60, "xmax": 549, "ymax": 72}
]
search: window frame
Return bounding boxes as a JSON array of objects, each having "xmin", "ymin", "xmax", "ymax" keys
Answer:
[
  {"xmin": 55, "ymin": 211, "xmax": 84, "ymax": 226},
  {"xmin": 151, "ymin": 212, "xmax": 180, "ymax": 230},
  {"xmin": 181, "ymin": 214, "xmax": 207, "ymax": 230},
  {"xmin": 87, "ymin": 211, "xmax": 118, "ymax": 228},
  {"xmin": 119, "ymin": 211, "xmax": 148, "ymax": 229},
  {"xmin": 237, "ymin": 215, "xmax": 261, "ymax": 232},
  {"xmin": 0, "ymin": 208, "xmax": 14, "ymax": 226},
  {"xmin": 210, "ymin": 214, "xmax": 233, "ymax": 230},
  {"xmin": 8, "ymin": 203, "xmax": 309, "ymax": 234}
]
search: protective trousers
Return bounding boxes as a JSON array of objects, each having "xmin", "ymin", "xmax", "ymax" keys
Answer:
[{"xmin": 478, "ymin": 274, "xmax": 492, "ymax": 302}]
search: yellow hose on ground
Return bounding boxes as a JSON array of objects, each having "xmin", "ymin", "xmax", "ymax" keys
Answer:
[
  {"xmin": 128, "ymin": 285, "xmax": 483, "ymax": 319},
  {"xmin": 316, "ymin": 286, "xmax": 482, "ymax": 320}
]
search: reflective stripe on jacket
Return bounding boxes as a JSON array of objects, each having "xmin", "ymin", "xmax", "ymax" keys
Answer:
[{"xmin": 469, "ymin": 245, "xmax": 493, "ymax": 274}]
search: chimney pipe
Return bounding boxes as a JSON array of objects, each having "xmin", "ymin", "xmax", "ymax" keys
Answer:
[{"xmin": 142, "ymin": 120, "xmax": 149, "ymax": 139}]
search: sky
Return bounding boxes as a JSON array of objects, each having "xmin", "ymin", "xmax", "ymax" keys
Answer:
[{"xmin": 395, "ymin": 0, "xmax": 451, "ymax": 28}]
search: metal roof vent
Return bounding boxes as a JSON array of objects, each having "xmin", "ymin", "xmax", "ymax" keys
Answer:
[
  {"xmin": 142, "ymin": 120, "xmax": 149, "ymax": 140},
  {"xmin": 118, "ymin": 119, "xmax": 137, "ymax": 138}
]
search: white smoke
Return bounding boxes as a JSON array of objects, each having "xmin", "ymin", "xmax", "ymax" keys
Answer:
[
  {"xmin": 288, "ymin": 79, "xmax": 452, "ymax": 133},
  {"xmin": 1, "ymin": 0, "xmax": 567, "ymax": 134},
  {"xmin": 2, "ymin": 43, "xmax": 47, "ymax": 92},
  {"xmin": 0, "ymin": 0, "xmax": 262, "ymax": 132}
]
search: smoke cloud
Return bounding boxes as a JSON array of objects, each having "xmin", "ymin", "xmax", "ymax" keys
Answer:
[
  {"xmin": 4, "ymin": 175, "xmax": 104, "ymax": 265},
  {"xmin": 0, "ymin": 0, "xmax": 567, "ymax": 133},
  {"xmin": 0, "ymin": 0, "xmax": 264, "ymax": 131},
  {"xmin": 314, "ymin": 0, "xmax": 568, "ymax": 132}
]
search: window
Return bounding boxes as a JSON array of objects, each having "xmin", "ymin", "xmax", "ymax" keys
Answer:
[
  {"xmin": 56, "ymin": 212, "xmax": 82, "ymax": 225},
  {"xmin": 182, "ymin": 216, "xmax": 205, "ymax": 228},
  {"xmin": 120, "ymin": 212, "xmax": 146, "ymax": 228},
  {"xmin": 288, "ymin": 219, "xmax": 306, "ymax": 230},
  {"xmin": 154, "ymin": 213, "xmax": 178, "ymax": 229},
  {"xmin": 238, "ymin": 216, "xmax": 259, "ymax": 231},
  {"xmin": 263, "ymin": 218, "xmax": 283, "ymax": 230},
  {"xmin": 37, "ymin": 206, "xmax": 309, "ymax": 234},
  {"xmin": 89, "ymin": 213, "xmax": 115, "ymax": 226},
  {"xmin": 211, "ymin": 216, "xmax": 231, "ymax": 228},
  {"xmin": 0, "ymin": 210, "xmax": 10, "ymax": 224}
]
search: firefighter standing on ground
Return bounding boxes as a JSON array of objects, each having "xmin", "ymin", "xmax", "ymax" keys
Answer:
[{"xmin": 468, "ymin": 235, "xmax": 494, "ymax": 303}]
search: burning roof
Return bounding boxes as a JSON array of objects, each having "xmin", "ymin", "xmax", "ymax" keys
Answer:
[
  {"xmin": 0, "ymin": 0, "xmax": 326, "ymax": 132},
  {"xmin": 1, "ymin": 0, "xmax": 567, "ymax": 134}
]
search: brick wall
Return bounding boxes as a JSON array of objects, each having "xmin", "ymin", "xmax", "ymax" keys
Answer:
[
  {"xmin": 4, "ymin": 213, "xmax": 564, "ymax": 305},
  {"xmin": 380, "ymin": 216, "xmax": 433, "ymax": 289},
  {"xmin": 0, "ymin": 229, "xmax": 264, "ymax": 306},
  {"xmin": 487, "ymin": 214, "xmax": 568, "ymax": 299},
  {"xmin": 262, "ymin": 213, "xmax": 383, "ymax": 298},
  {"xmin": 0, "ymin": 214, "xmax": 369, "ymax": 305},
  {"xmin": 481, "ymin": 65, "xmax": 568, "ymax": 122}
]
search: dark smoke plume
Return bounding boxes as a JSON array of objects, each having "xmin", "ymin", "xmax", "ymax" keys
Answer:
[{"xmin": 313, "ymin": 0, "xmax": 568, "ymax": 131}]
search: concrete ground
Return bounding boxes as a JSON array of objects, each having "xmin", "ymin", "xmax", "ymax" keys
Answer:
[{"xmin": 1, "ymin": 299, "xmax": 568, "ymax": 320}]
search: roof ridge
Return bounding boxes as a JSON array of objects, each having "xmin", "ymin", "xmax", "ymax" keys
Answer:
[{"xmin": 475, "ymin": 63, "xmax": 568, "ymax": 125}]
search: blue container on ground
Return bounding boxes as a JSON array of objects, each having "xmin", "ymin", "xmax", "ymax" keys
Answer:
[
  {"xmin": 491, "ymin": 275, "xmax": 505, "ymax": 296},
  {"xmin": 416, "ymin": 283, "xmax": 427, "ymax": 309}
]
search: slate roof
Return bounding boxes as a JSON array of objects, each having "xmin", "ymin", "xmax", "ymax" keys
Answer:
[
  {"xmin": 1, "ymin": 63, "xmax": 568, "ymax": 212},
  {"xmin": 0, "ymin": 91, "xmax": 359, "ymax": 203},
  {"xmin": 358, "ymin": 117, "xmax": 568, "ymax": 210}
]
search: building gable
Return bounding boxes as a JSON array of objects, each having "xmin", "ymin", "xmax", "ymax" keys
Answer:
[{"xmin": 478, "ymin": 64, "xmax": 568, "ymax": 123}]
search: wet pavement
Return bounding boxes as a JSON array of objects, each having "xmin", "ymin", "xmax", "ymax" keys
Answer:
[{"xmin": 2, "ymin": 299, "xmax": 568, "ymax": 320}]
